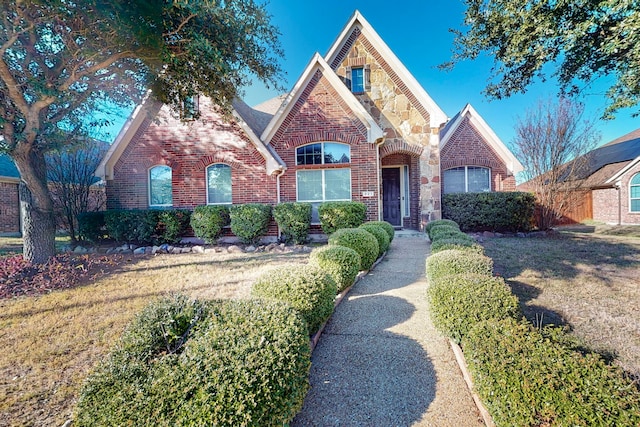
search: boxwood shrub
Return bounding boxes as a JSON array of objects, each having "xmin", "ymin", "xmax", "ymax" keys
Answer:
[
  {"xmin": 273, "ymin": 202, "xmax": 312, "ymax": 245},
  {"xmin": 190, "ymin": 205, "xmax": 230, "ymax": 244},
  {"xmin": 75, "ymin": 295, "xmax": 311, "ymax": 426},
  {"xmin": 229, "ymin": 203, "xmax": 272, "ymax": 245},
  {"xmin": 252, "ymin": 264, "xmax": 337, "ymax": 335},
  {"xmin": 358, "ymin": 223, "xmax": 390, "ymax": 256},
  {"xmin": 328, "ymin": 228, "xmax": 379, "ymax": 271},
  {"xmin": 309, "ymin": 245, "xmax": 361, "ymax": 292},
  {"xmin": 318, "ymin": 201, "xmax": 366, "ymax": 234},
  {"xmin": 425, "ymin": 219, "xmax": 459, "ymax": 234},
  {"xmin": 430, "ymin": 237, "xmax": 483, "ymax": 255},
  {"xmin": 427, "ymin": 273, "xmax": 520, "ymax": 344},
  {"xmin": 104, "ymin": 210, "xmax": 157, "ymax": 243},
  {"xmin": 464, "ymin": 318, "xmax": 640, "ymax": 426},
  {"xmin": 364, "ymin": 220, "xmax": 395, "ymax": 242},
  {"xmin": 77, "ymin": 211, "xmax": 106, "ymax": 242},
  {"xmin": 426, "ymin": 249, "xmax": 493, "ymax": 281},
  {"xmin": 428, "ymin": 225, "xmax": 465, "ymax": 241},
  {"xmin": 155, "ymin": 209, "xmax": 191, "ymax": 244},
  {"xmin": 442, "ymin": 192, "xmax": 535, "ymax": 232}
]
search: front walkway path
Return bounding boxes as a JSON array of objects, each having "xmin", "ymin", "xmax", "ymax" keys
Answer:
[{"xmin": 292, "ymin": 234, "xmax": 483, "ymax": 427}]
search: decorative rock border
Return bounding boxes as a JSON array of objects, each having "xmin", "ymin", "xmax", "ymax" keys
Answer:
[{"xmin": 67, "ymin": 242, "xmax": 315, "ymax": 256}]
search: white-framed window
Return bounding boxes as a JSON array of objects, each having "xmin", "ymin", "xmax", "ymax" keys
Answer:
[
  {"xmin": 207, "ymin": 163, "xmax": 232, "ymax": 204},
  {"xmin": 443, "ymin": 166, "xmax": 491, "ymax": 194},
  {"xmin": 630, "ymin": 173, "xmax": 640, "ymax": 212},
  {"xmin": 296, "ymin": 142, "xmax": 351, "ymax": 222},
  {"xmin": 149, "ymin": 165, "xmax": 172, "ymax": 207}
]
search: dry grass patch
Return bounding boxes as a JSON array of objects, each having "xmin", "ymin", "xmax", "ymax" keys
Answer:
[
  {"xmin": 481, "ymin": 227, "xmax": 640, "ymax": 379},
  {"xmin": 0, "ymin": 250, "xmax": 308, "ymax": 427}
]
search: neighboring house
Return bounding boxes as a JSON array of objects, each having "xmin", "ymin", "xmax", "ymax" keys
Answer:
[
  {"xmin": 96, "ymin": 11, "xmax": 523, "ymax": 235},
  {"xmin": 579, "ymin": 129, "xmax": 640, "ymax": 225},
  {"xmin": 0, "ymin": 154, "xmax": 21, "ymax": 234}
]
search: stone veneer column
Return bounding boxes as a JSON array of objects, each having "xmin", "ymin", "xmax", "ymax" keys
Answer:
[{"xmin": 418, "ymin": 129, "xmax": 441, "ymax": 230}]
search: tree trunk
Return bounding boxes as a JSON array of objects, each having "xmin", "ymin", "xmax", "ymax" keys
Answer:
[
  {"xmin": 13, "ymin": 149, "xmax": 57, "ymax": 264},
  {"xmin": 20, "ymin": 183, "xmax": 56, "ymax": 263}
]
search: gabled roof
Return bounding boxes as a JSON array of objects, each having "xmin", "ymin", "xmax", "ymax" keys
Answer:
[
  {"xmin": 260, "ymin": 52, "xmax": 384, "ymax": 144},
  {"xmin": 324, "ymin": 10, "xmax": 448, "ymax": 128},
  {"xmin": 96, "ymin": 94, "xmax": 286, "ymax": 180},
  {"xmin": 0, "ymin": 154, "xmax": 20, "ymax": 181},
  {"xmin": 440, "ymin": 104, "xmax": 524, "ymax": 175}
]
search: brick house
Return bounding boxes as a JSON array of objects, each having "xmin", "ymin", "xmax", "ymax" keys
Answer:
[
  {"xmin": 0, "ymin": 154, "xmax": 21, "ymax": 234},
  {"xmin": 96, "ymin": 11, "xmax": 522, "ymax": 235}
]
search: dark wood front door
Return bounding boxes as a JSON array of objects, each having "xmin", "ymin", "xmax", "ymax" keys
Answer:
[{"xmin": 382, "ymin": 168, "xmax": 401, "ymax": 226}]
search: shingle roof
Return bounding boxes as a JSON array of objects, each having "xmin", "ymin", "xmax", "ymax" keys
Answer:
[
  {"xmin": 576, "ymin": 128, "xmax": 640, "ymax": 183},
  {"xmin": 0, "ymin": 154, "xmax": 19, "ymax": 179}
]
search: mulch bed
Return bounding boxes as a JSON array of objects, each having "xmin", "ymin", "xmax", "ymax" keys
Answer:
[{"xmin": 0, "ymin": 253, "xmax": 125, "ymax": 299}]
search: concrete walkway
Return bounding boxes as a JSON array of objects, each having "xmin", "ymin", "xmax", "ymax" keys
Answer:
[{"xmin": 292, "ymin": 233, "xmax": 484, "ymax": 427}]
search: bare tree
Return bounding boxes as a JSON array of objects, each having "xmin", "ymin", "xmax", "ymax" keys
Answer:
[
  {"xmin": 47, "ymin": 139, "xmax": 107, "ymax": 243},
  {"xmin": 515, "ymin": 98, "xmax": 601, "ymax": 229}
]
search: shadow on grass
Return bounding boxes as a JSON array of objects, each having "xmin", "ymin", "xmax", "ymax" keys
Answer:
[{"xmin": 507, "ymin": 280, "xmax": 567, "ymax": 328}]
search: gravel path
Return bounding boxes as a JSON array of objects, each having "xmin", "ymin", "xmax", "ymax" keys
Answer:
[{"xmin": 292, "ymin": 234, "xmax": 484, "ymax": 427}]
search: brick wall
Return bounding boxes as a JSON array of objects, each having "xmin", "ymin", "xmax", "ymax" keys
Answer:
[
  {"xmin": 593, "ymin": 162, "xmax": 640, "ymax": 225},
  {"xmin": 271, "ymin": 70, "xmax": 380, "ymax": 222},
  {"xmin": 440, "ymin": 116, "xmax": 516, "ymax": 192},
  {"xmin": 107, "ymin": 98, "xmax": 277, "ymax": 210},
  {"xmin": 0, "ymin": 180, "xmax": 20, "ymax": 233}
]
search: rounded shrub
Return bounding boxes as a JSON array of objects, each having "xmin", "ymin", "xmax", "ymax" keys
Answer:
[
  {"xmin": 317, "ymin": 201, "xmax": 366, "ymax": 234},
  {"xmin": 427, "ymin": 273, "xmax": 520, "ymax": 343},
  {"xmin": 77, "ymin": 211, "xmax": 106, "ymax": 242},
  {"xmin": 426, "ymin": 249, "xmax": 493, "ymax": 281},
  {"xmin": 464, "ymin": 318, "xmax": 640, "ymax": 427},
  {"xmin": 252, "ymin": 264, "xmax": 337, "ymax": 335},
  {"xmin": 229, "ymin": 203, "xmax": 272, "ymax": 245},
  {"xmin": 430, "ymin": 238, "xmax": 483, "ymax": 255},
  {"xmin": 190, "ymin": 205, "xmax": 230, "ymax": 243},
  {"xmin": 328, "ymin": 228, "xmax": 379, "ymax": 271},
  {"xmin": 75, "ymin": 295, "xmax": 311, "ymax": 426},
  {"xmin": 273, "ymin": 202, "xmax": 312, "ymax": 245},
  {"xmin": 425, "ymin": 219, "xmax": 459, "ymax": 234},
  {"xmin": 364, "ymin": 220, "xmax": 395, "ymax": 242},
  {"xmin": 309, "ymin": 245, "xmax": 361, "ymax": 292},
  {"xmin": 358, "ymin": 223, "xmax": 390, "ymax": 256},
  {"xmin": 428, "ymin": 225, "xmax": 466, "ymax": 241}
]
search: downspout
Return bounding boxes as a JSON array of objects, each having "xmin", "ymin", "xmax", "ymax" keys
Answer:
[
  {"xmin": 616, "ymin": 181, "xmax": 622, "ymax": 225},
  {"xmin": 275, "ymin": 167, "xmax": 286, "ymax": 240}
]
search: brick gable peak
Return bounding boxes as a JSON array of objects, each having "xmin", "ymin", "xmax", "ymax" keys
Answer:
[
  {"xmin": 325, "ymin": 10, "xmax": 447, "ymax": 128},
  {"xmin": 260, "ymin": 52, "xmax": 384, "ymax": 145},
  {"xmin": 440, "ymin": 103, "xmax": 523, "ymax": 175}
]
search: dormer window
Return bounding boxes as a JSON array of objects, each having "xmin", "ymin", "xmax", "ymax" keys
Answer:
[{"xmin": 346, "ymin": 64, "xmax": 370, "ymax": 93}]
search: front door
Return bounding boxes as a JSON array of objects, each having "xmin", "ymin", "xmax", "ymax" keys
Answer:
[{"xmin": 382, "ymin": 168, "xmax": 401, "ymax": 226}]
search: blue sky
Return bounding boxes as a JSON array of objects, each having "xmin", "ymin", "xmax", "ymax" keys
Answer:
[{"xmin": 239, "ymin": 0, "xmax": 638, "ymax": 148}]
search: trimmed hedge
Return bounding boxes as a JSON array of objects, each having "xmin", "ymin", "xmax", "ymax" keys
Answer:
[
  {"xmin": 77, "ymin": 211, "xmax": 106, "ymax": 242},
  {"xmin": 442, "ymin": 192, "xmax": 535, "ymax": 232},
  {"xmin": 428, "ymin": 225, "xmax": 465, "ymax": 241},
  {"xmin": 425, "ymin": 219, "xmax": 459, "ymax": 234},
  {"xmin": 103, "ymin": 209, "xmax": 190, "ymax": 244},
  {"xmin": 430, "ymin": 237, "xmax": 483, "ymax": 255},
  {"xmin": 465, "ymin": 318, "xmax": 640, "ymax": 426},
  {"xmin": 309, "ymin": 245, "xmax": 361, "ymax": 292},
  {"xmin": 229, "ymin": 204, "xmax": 272, "ymax": 245},
  {"xmin": 359, "ymin": 223, "xmax": 390, "ymax": 257},
  {"xmin": 75, "ymin": 295, "xmax": 310, "ymax": 426},
  {"xmin": 190, "ymin": 205, "xmax": 230, "ymax": 244},
  {"xmin": 318, "ymin": 201, "xmax": 366, "ymax": 235},
  {"xmin": 426, "ymin": 249, "xmax": 493, "ymax": 281},
  {"xmin": 328, "ymin": 228, "xmax": 379, "ymax": 271},
  {"xmin": 252, "ymin": 264, "xmax": 337, "ymax": 335},
  {"xmin": 273, "ymin": 202, "xmax": 312, "ymax": 245},
  {"xmin": 365, "ymin": 221, "xmax": 395, "ymax": 242},
  {"xmin": 427, "ymin": 273, "xmax": 520, "ymax": 344}
]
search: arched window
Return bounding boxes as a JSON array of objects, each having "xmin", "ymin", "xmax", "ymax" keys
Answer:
[
  {"xmin": 630, "ymin": 173, "xmax": 640, "ymax": 212},
  {"xmin": 296, "ymin": 142, "xmax": 351, "ymax": 222},
  {"xmin": 149, "ymin": 165, "xmax": 172, "ymax": 207},
  {"xmin": 207, "ymin": 163, "xmax": 232, "ymax": 204},
  {"xmin": 443, "ymin": 166, "xmax": 491, "ymax": 194}
]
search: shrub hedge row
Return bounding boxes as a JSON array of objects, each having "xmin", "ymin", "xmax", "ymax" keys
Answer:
[
  {"xmin": 317, "ymin": 201, "xmax": 367, "ymax": 235},
  {"xmin": 75, "ymin": 295, "xmax": 311, "ymax": 426},
  {"xmin": 359, "ymin": 223, "xmax": 390, "ymax": 257},
  {"xmin": 190, "ymin": 205, "xmax": 230, "ymax": 243},
  {"xmin": 425, "ymin": 219, "xmax": 640, "ymax": 426},
  {"xmin": 328, "ymin": 228, "xmax": 379, "ymax": 271},
  {"xmin": 442, "ymin": 192, "xmax": 535, "ymax": 232},
  {"xmin": 272, "ymin": 202, "xmax": 312, "ymax": 245},
  {"xmin": 309, "ymin": 245, "xmax": 361, "ymax": 292}
]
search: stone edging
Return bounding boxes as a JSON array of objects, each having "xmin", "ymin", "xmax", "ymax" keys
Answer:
[
  {"xmin": 309, "ymin": 251, "xmax": 387, "ymax": 352},
  {"xmin": 449, "ymin": 339, "xmax": 495, "ymax": 427}
]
